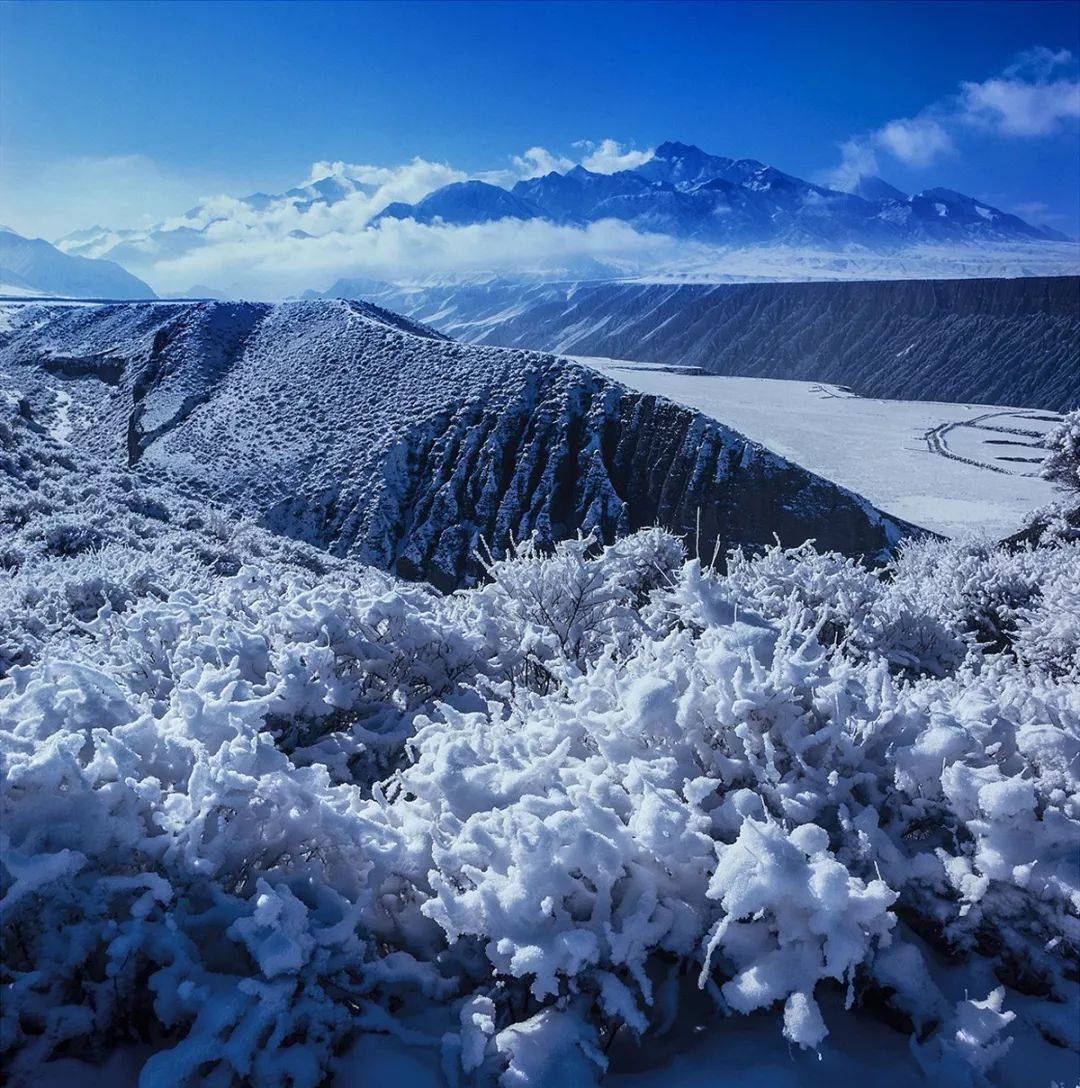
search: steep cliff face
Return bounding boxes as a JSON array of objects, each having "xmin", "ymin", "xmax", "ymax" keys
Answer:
[
  {"xmin": 353, "ymin": 275, "xmax": 1080, "ymax": 411},
  {"xmin": 0, "ymin": 299, "xmax": 910, "ymax": 589}
]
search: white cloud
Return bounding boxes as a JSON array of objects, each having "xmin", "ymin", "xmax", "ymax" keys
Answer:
[
  {"xmin": 576, "ymin": 138, "xmax": 655, "ymax": 174},
  {"xmin": 875, "ymin": 117, "xmax": 953, "ymax": 166},
  {"xmin": 25, "ymin": 138, "xmax": 692, "ymax": 297},
  {"xmin": 826, "ymin": 138, "xmax": 882, "ymax": 193},
  {"xmin": 826, "ymin": 47, "xmax": 1080, "ymax": 191},
  {"xmin": 494, "ymin": 140, "xmax": 652, "ymax": 183},
  {"xmin": 1003, "ymin": 46, "xmax": 1075, "ymax": 82},
  {"xmin": 959, "ymin": 77, "xmax": 1080, "ymax": 137},
  {"xmin": 510, "ymin": 146, "xmax": 575, "ymax": 179},
  {"xmin": 145, "ymin": 216, "xmax": 697, "ymax": 299},
  {"xmin": 148, "ymin": 157, "xmax": 468, "ymax": 243},
  {"xmin": 301, "ymin": 156, "xmax": 467, "ymax": 198},
  {"xmin": 825, "ymin": 116, "xmax": 955, "ymax": 192}
]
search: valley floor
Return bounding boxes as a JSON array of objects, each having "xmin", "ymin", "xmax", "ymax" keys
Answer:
[{"xmin": 574, "ymin": 358, "xmax": 1065, "ymax": 539}]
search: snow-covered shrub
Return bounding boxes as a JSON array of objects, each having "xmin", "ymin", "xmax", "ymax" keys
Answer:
[
  {"xmin": 2, "ymin": 383, "xmax": 1077, "ymax": 1088},
  {"xmin": 716, "ymin": 540, "xmax": 965, "ymax": 675},
  {"xmin": 1041, "ymin": 409, "xmax": 1080, "ymax": 492},
  {"xmin": 1013, "ymin": 545, "xmax": 1080, "ymax": 677},
  {"xmin": 469, "ymin": 533, "xmax": 663, "ymax": 691},
  {"xmin": 886, "ymin": 536, "xmax": 1046, "ymax": 655}
]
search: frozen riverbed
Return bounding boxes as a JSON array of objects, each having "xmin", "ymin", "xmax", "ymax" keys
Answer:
[{"xmin": 574, "ymin": 357, "xmax": 1066, "ymax": 539}]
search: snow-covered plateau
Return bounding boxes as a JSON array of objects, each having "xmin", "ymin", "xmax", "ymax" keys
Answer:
[{"xmin": 1, "ymin": 294, "xmax": 1078, "ymax": 1088}]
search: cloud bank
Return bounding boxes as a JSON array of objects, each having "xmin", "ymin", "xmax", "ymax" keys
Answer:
[
  {"xmin": 149, "ymin": 216, "xmax": 695, "ymax": 298},
  {"xmin": 48, "ymin": 138, "xmax": 667, "ymax": 297}
]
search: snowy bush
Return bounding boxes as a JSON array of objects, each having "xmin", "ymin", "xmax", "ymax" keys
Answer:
[
  {"xmin": 1040, "ymin": 409, "xmax": 1080, "ymax": 492},
  {"xmin": 2, "ymin": 388, "xmax": 1078, "ymax": 1088}
]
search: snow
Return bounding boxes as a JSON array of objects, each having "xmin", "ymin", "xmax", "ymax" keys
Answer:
[
  {"xmin": 50, "ymin": 388, "xmax": 72, "ymax": 442},
  {"xmin": 572, "ymin": 358, "xmax": 1065, "ymax": 538},
  {"xmin": 0, "ymin": 282, "xmax": 49, "ymax": 298},
  {"xmin": 614, "ymin": 241, "xmax": 1080, "ymax": 284},
  {"xmin": 0, "ymin": 298, "xmax": 912, "ymax": 589},
  {"xmin": 2, "ymin": 304, "xmax": 1077, "ymax": 1088}
]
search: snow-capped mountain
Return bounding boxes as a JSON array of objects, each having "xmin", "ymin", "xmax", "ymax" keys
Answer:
[
  {"xmin": 373, "ymin": 180, "xmax": 541, "ymax": 226},
  {"xmin": 0, "ymin": 297, "xmax": 910, "ymax": 589},
  {"xmin": 50, "ymin": 141, "xmax": 1072, "ymax": 298},
  {"xmin": 386, "ymin": 140, "xmax": 1063, "ymax": 246},
  {"xmin": 56, "ymin": 171, "xmax": 381, "ymax": 263},
  {"xmin": 0, "ymin": 227, "xmax": 156, "ymax": 299}
]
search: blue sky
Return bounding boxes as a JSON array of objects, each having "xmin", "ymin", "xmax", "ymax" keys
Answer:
[{"xmin": 2, "ymin": 0, "xmax": 1078, "ymax": 240}]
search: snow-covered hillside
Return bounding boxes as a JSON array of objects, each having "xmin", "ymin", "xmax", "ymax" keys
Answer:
[
  {"xmin": 2, "ymin": 370, "xmax": 1078, "ymax": 1088},
  {"xmin": 336, "ymin": 275, "xmax": 1080, "ymax": 412},
  {"xmin": 575, "ymin": 361, "xmax": 1066, "ymax": 539},
  {"xmin": 0, "ymin": 299, "xmax": 910, "ymax": 588},
  {"xmin": 0, "ymin": 228, "xmax": 156, "ymax": 300}
]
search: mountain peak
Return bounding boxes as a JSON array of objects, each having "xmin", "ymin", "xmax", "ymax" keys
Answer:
[
  {"xmin": 372, "ymin": 179, "xmax": 539, "ymax": 228},
  {"xmin": 0, "ymin": 226, "xmax": 156, "ymax": 299},
  {"xmin": 654, "ymin": 140, "xmax": 707, "ymax": 158},
  {"xmin": 918, "ymin": 187, "xmax": 970, "ymax": 202},
  {"xmin": 849, "ymin": 175, "xmax": 908, "ymax": 203}
]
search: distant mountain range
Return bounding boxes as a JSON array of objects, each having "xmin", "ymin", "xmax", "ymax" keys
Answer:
[
  {"xmin": 51, "ymin": 140, "xmax": 1072, "ymax": 294},
  {"xmin": 372, "ymin": 141, "xmax": 1070, "ymax": 246},
  {"xmin": 0, "ymin": 227, "xmax": 156, "ymax": 299}
]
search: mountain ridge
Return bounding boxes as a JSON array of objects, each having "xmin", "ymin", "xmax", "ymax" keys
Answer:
[
  {"xmin": 0, "ymin": 227, "xmax": 156, "ymax": 299},
  {"xmin": 52, "ymin": 141, "xmax": 1072, "ymax": 292},
  {"xmin": 329, "ymin": 274, "xmax": 1080, "ymax": 411},
  {"xmin": 0, "ymin": 297, "xmax": 913, "ymax": 589},
  {"xmin": 382, "ymin": 140, "xmax": 1064, "ymax": 247}
]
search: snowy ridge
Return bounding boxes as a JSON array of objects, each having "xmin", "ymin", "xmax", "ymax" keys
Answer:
[
  {"xmin": 335, "ymin": 275, "xmax": 1080, "ymax": 412},
  {"xmin": 374, "ymin": 141, "xmax": 1068, "ymax": 247},
  {"xmin": 0, "ymin": 299, "xmax": 911, "ymax": 588}
]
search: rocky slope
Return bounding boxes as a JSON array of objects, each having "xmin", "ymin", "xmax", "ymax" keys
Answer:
[
  {"xmin": 0, "ymin": 299, "xmax": 911, "ymax": 589},
  {"xmin": 347, "ymin": 275, "xmax": 1080, "ymax": 411}
]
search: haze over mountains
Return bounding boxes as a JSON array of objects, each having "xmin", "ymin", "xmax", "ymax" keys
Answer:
[
  {"xmin": 16, "ymin": 140, "xmax": 1074, "ymax": 299},
  {"xmin": 0, "ymin": 227, "xmax": 155, "ymax": 299}
]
